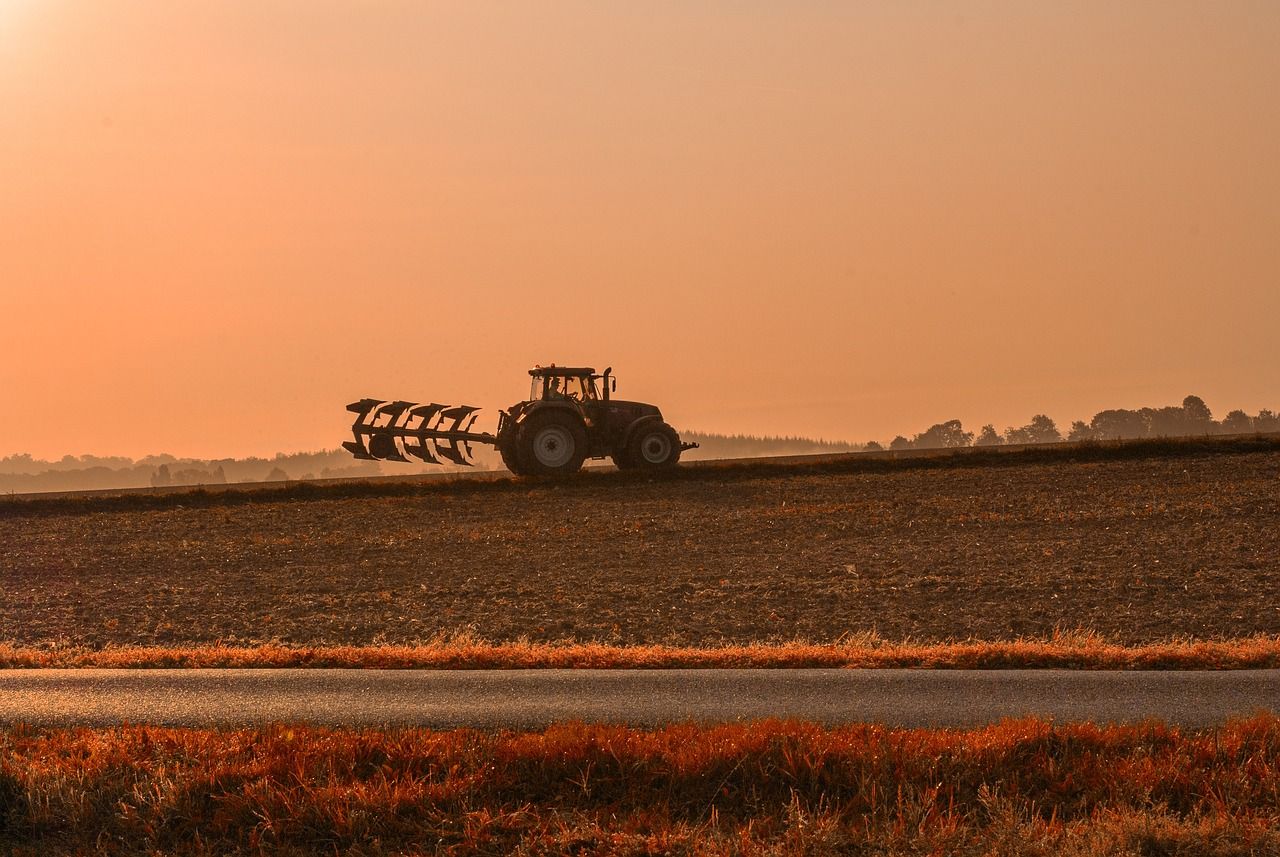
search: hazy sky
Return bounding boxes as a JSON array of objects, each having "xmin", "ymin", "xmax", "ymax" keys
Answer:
[{"xmin": 3, "ymin": 2, "xmax": 1278, "ymax": 459}]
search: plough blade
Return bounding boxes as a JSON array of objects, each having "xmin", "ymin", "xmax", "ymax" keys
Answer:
[
  {"xmin": 374, "ymin": 400, "xmax": 414, "ymax": 425},
  {"xmin": 433, "ymin": 405, "xmax": 482, "ymax": 465},
  {"xmin": 403, "ymin": 404, "xmax": 446, "ymax": 464},
  {"xmin": 344, "ymin": 398, "xmax": 496, "ymax": 466},
  {"xmin": 342, "ymin": 440, "xmax": 377, "ymax": 460},
  {"xmin": 402, "ymin": 440, "xmax": 440, "ymax": 464},
  {"xmin": 343, "ymin": 399, "xmax": 383, "ymax": 460},
  {"xmin": 408, "ymin": 403, "xmax": 445, "ymax": 424}
]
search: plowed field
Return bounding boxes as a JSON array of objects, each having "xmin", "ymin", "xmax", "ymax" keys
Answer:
[{"xmin": 3, "ymin": 450, "xmax": 1278, "ymax": 646}]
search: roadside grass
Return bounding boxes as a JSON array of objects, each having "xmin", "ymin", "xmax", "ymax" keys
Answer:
[
  {"xmin": 3, "ymin": 432, "xmax": 1278, "ymax": 518},
  {"xmin": 2, "ymin": 716, "xmax": 1278, "ymax": 855},
  {"xmin": 4, "ymin": 630, "xmax": 1280, "ymax": 670}
]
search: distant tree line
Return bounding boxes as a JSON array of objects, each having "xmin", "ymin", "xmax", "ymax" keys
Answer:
[
  {"xmin": 680, "ymin": 432, "xmax": 861, "ymax": 460},
  {"xmin": 0, "ymin": 450, "xmax": 383, "ymax": 495},
  {"xmin": 883, "ymin": 395, "xmax": 1279, "ymax": 451},
  {"xmin": 4, "ymin": 395, "xmax": 1276, "ymax": 493}
]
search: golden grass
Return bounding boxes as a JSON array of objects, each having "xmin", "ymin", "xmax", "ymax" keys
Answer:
[
  {"xmin": 4, "ymin": 630, "xmax": 1280, "ymax": 670},
  {"xmin": 2, "ymin": 716, "xmax": 1278, "ymax": 855}
]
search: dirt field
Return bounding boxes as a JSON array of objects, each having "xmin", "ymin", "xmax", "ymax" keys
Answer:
[{"xmin": 2, "ymin": 448, "xmax": 1278, "ymax": 647}]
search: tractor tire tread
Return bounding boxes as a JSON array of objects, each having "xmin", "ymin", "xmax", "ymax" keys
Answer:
[
  {"xmin": 627, "ymin": 421, "xmax": 681, "ymax": 470},
  {"xmin": 518, "ymin": 411, "xmax": 589, "ymax": 476}
]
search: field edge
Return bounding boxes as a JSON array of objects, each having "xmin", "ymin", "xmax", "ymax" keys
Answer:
[{"xmin": 4, "ymin": 432, "xmax": 1279, "ymax": 517}]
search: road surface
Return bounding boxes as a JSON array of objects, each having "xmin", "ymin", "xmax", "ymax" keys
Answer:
[{"xmin": 0, "ymin": 669, "xmax": 1276, "ymax": 728}]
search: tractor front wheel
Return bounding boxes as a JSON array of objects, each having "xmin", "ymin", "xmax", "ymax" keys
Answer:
[
  {"xmin": 627, "ymin": 421, "xmax": 681, "ymax": 470},
  {"xmin": 519, "ymin": 412, "xmax": 588, "ymax": 476}
]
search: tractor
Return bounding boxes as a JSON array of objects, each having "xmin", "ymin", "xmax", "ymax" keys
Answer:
[{"xmin": 343, "ymin": 365, "xmax": 697, "ymax": 476}]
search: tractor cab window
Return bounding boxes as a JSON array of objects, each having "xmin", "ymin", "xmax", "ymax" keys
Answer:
[{"xmin": 534, "ymin": 375, "xmax": 598, "ymax": 402}]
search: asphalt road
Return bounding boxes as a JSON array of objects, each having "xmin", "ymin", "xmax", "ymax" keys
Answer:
[{"xmin": 0, "ymin": 669, "xmax": 1276, "ymax": 728}]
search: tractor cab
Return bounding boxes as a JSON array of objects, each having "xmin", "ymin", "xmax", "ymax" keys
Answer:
[{"xmin": 528, "ymin": 366, "xmax": 613, "ymax": 404}]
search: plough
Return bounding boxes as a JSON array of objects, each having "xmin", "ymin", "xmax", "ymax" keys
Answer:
[
  {"xmin": 342, "ymin": 399, "xmax": 492, "ymax": 466},
  {"xmin": 343, "ymin": 365, "xmax": 696, "ymax": 476}
]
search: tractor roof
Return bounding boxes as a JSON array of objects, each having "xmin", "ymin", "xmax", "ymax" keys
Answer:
[{"xmin": 529, "ymin": 366, "xmax": 596, "ymax": 378}]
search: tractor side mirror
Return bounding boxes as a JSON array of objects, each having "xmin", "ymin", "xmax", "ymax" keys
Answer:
[{"xmin": 611, "ymin": 378, "xmax": 617, "ymax": 392}]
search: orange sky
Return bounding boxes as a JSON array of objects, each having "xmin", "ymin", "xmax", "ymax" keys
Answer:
[{"xmin": 3, "ymin": 2, "xmax": 1278, "ymax": 459}]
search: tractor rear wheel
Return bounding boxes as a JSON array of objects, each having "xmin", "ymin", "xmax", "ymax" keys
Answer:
[
  {"xmin": 498, "ymin": 437, "xmax": 528, "ymax": 476},
  {"xmin": 519, "ymin": 411, "xmax": 588, "ymax": 476},
  {"xmin": 627, "ymin": 421, "xmax": 681, "ymax": 470}
]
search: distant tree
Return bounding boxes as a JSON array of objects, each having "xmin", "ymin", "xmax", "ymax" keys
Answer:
[
  {"xmin": 1026, "ymin": 414, "xmax": 1062, "ymax": 444},
  {"xmin": 1182, "ymin": 395, "xmax": 1214, "ymax": 433},
  {"xmin": 1003, "ymin": 426, "xmax": 1030, "ymax": 444},
  {"xmin": 167, "ymin": 466, "xmax": 227, "ymax": 485},
  {"xmin": 974, "ymin": 425, "xmax": 1003, "ymax": 447},
  {"xmin": 1003, "ymin": 415, "xmax": 1060, "ymax": 445},
  {"xmin": 139, "ymin": 454, "xmax": 178, "ymax": 467},
  {"xmin": 1256, "ymin": 409, "xmax": 1280, "ymax": 432},
  {"xmin": 672, "ymin": 432, "xmax": 861, "ymax": 459},
  {"xmin": 889, "ymin": 435, "xmax": 912, "ymax": 451},
  {"xmin": 151, "ymin": 464, "xmax": 172, "ymax": 487},
  {"xmin": 1066, "ymin": 420, "xmax": 1095, "ymax": 442},
  {"xmin": 265, "ymin": 467, "xmax": 290, "ymax": 481},
  {"xmin": 1143, "ymin": 406, "xmax": 1186, "ymax": 437},
  {"xmin": 0, "ymin": 453, "xmax": 37, "ymax": 475},
  {"xmin": 912, "ymin": 420, "xmax": 973, "ymax": 449},
  {"xmin": 1090, "ymin": 408, "xmax": 1148, "ymax": 440},
  {"xmin": 863, "ymin": 440, "xmax": 884, "ymax": 452},
  {"xmin": 1221, "ymin": 409, "xmax": 1254, "ymax": 434}
]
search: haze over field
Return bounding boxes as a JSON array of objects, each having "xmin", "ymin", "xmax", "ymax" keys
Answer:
[{"xmin": 3, "ymin": 2, "xmax": 1278, "ymax": 459}]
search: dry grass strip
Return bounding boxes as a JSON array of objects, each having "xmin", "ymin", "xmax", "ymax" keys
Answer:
[
  {"xmin": 2, "ymin": 716, "xmax": 1278, "ymax": 854},
  {"xmin": 4, "ymin": 630, "xmax": 1280, "ymax": 670}
]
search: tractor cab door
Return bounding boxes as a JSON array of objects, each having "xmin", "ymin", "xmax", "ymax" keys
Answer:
[
  {"xmin": 535, "ymin": 375, "xmax": 600, "ymax": 424},
  {"xmin": 563, "ymin": 375, "xmax": 604, "ymax": 426}
]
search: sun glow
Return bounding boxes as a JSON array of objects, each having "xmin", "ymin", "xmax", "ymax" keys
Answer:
[
  {"xmin": 0, "ymin": 0, "xmax": 36, "ymax": 52},
  {"xmin": 0, "ymin": 0, "xmax": 31, "ymax": 25}
]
